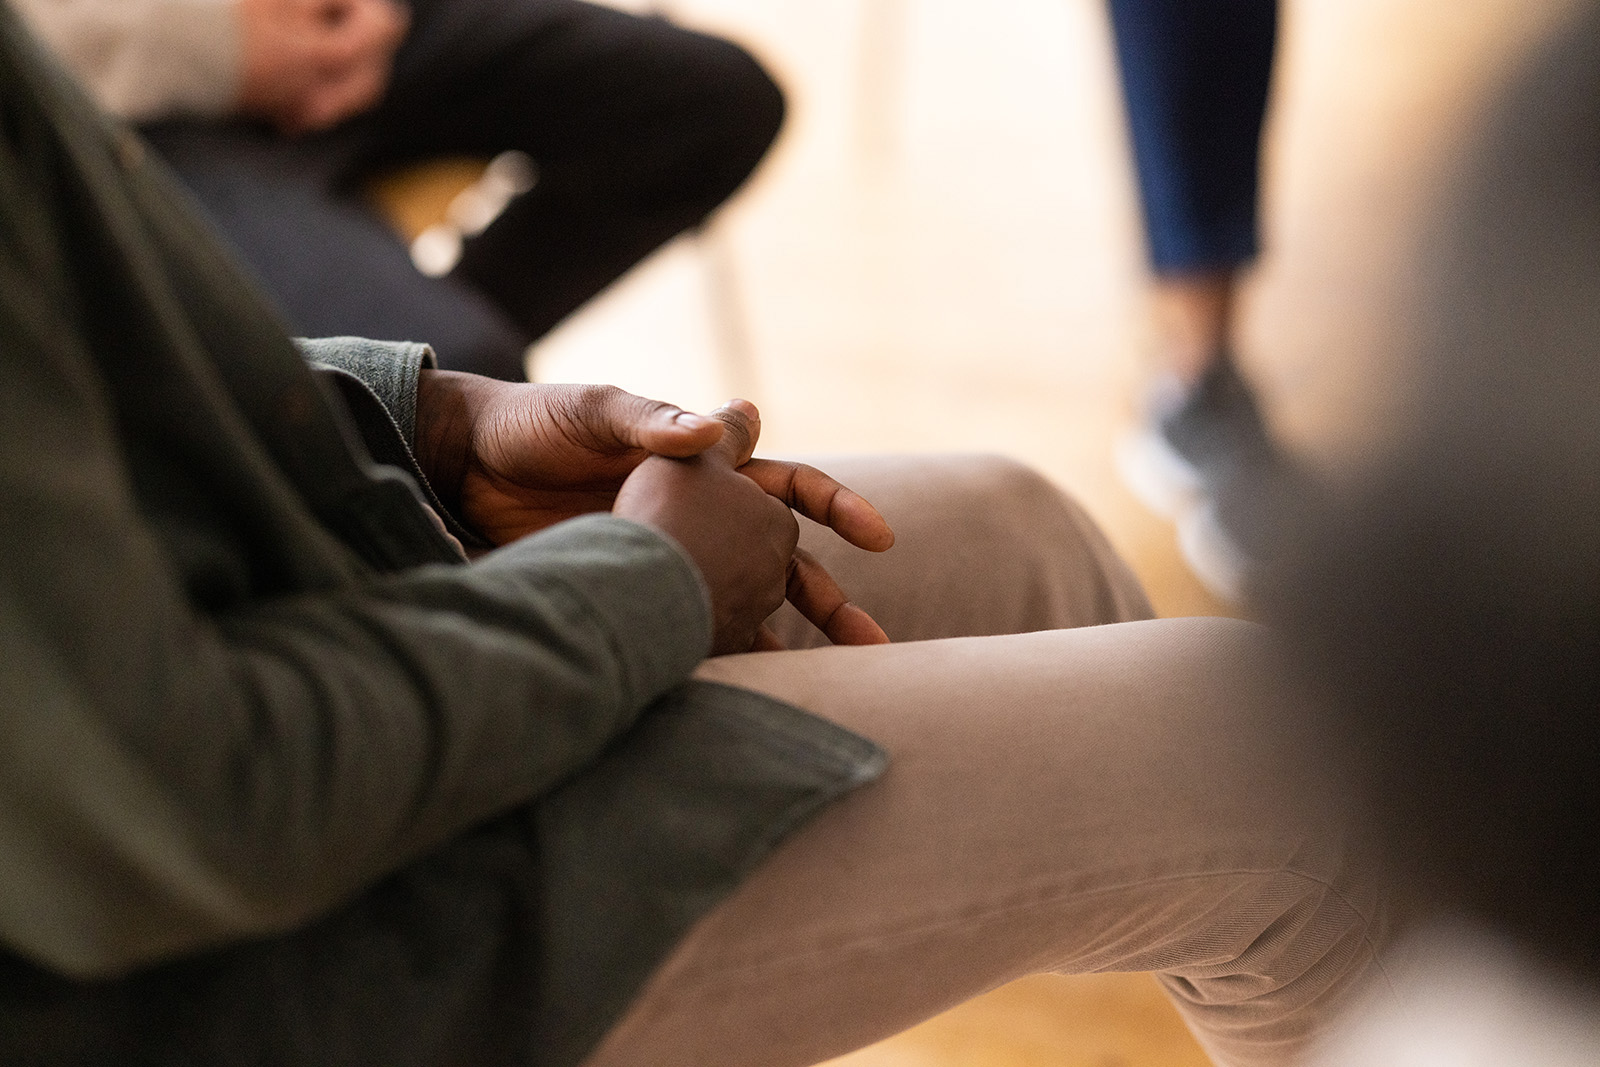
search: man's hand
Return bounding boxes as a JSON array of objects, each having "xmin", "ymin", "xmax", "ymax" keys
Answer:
[
  {"xmin": 415, "ymin": 372, "xmax": 727, "ymax": 544},
  {"xmin": 412, "ymin": 373, "xmax": 893, "ymax": 649},
  {"xmin": 414, "ymin": 372, "xmax": 895, "ymax": 554},
  {"xmin": 613, "ymin": 403, "xmax": 796, "ymax": 654},
  {"xmin": 615, "ymin": 402, "xmax": 889, "ymax": 654},
  {"xmin": 236, "ymin": 0, "xmax": 409, "ymax": 134}
]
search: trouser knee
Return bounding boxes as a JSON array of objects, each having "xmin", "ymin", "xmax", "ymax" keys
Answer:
[
  {"xmin": 697, "ymin": 36, "xmax": 786, "ymax": 175},
  {"xmin": 633, "ymin": 29, "xmax": 786, "ymax": 211},
  {"xmin": 922, "ymin": 454, "xmax": 1154, "ymax": 627},
  {"xmin": 771, "ymin": 454, "xmax": 1151, "ymax": 645},
  {"xmin": 1156, "ymin": 868, "xmax": 1388, "ymax": 1067}
]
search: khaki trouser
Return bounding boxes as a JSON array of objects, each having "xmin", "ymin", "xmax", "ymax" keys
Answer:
[{"xmin": 585, "ymin": 456, "xmax": 1393, "ymax": 1067}]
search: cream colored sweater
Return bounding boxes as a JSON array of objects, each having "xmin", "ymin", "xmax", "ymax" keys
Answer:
[{"xmin": 13, "ymin": 0, "xmax": 240, "ymax": 119}]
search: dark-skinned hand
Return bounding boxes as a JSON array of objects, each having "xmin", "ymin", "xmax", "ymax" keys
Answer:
[
  {"xmin": 611, "ymin": 401, "xmax": 794, "ymax": 654},
  {"xmin": 614, "ymin": 402, "xmax": 888, "ymax": 654},
  {"xmin": 412, "ymin": 374, "xmax": 894, "ymax": 650}
]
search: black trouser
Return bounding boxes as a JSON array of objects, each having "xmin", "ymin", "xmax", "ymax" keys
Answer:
[{"xmin": 143, "ymin": 0, "xmax": 785, "ymax": 380}]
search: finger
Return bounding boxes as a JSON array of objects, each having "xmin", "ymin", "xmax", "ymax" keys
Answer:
[
  {"xmin": 786, "ymin": 548, "xmax": 891, "ymax": 646},
  {"xmin": 311, "ymin": 0, "xmax": 405, "ymax": 71},
  {"xmin": 294, "ymin": 60, "xmax": 389, "ymax": 131},
  {"xmin": 570, "ymin": 385, "xmax": 726, "ymax": 459},
  {"xmin": 284, "ymin": 39, "xmax": 390, "ymax": 133},
  {"xmin": 749, "ymin": 625, "xmax": 786, "ymax": 653},
  {"xmin": 739, "ymin": 459, "xmax": 896, "ymax": 552},
  {"xmin": 637, "ymin": 408, "xmax": 725, "ymax": 457},
  {"xmin": 704, "ymin": 399, "xmax": 761, "ymax": 469}
]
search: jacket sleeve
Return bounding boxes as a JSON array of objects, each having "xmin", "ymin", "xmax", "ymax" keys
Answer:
[
  {"xmin": 9, "ymin": 0, "xmax": 240, "ymax": 120},
  {"xmin": 0, "ymin": 217, "xmax": 715, "ymax": 980}
]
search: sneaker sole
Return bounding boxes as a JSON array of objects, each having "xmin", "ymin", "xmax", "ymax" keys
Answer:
[
  {"xmin": 1115, "ymin": 429, "xmax": 1205, "ymax": 519},
  {"xmin": 1176, "ymin": 502, "xmax": 1252, "ymax": 604}
]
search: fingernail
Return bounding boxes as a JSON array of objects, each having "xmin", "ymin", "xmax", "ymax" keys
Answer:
[{"xmin": 673, "ymin": 412, "xmax": 714, "ymax": 430}]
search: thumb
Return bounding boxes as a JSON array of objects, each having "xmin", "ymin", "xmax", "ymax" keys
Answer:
[
  {"xmin": 600, "ymin": 389, "xmax": 726, "ymax": 458},
  {"xmin": 704, "ymin": 399, "xmax": 762, "ymax": 469}
]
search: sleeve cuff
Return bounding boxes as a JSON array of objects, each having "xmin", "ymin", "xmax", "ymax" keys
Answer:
[{"xmin": 295, "ymin": 337, "xmax": 436, "ymax": 449}]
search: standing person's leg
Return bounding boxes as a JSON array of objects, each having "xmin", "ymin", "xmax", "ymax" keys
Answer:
[
  {"xmin": 583, "ymin": 619, "xmax": 1391, "ymax": 1067},
  {"xmin": 1108, "ymin": 0, "xmax": 1280, "ymax": 506},
  {"xmin": 1108, "ymin": 0, "xmax": 1293, "ymax": 599},
  {"xmin": 1108, "ymin": 0, "xmax": 1275, "ymax": 373},
  {"xmin": 764, "ymin": 454, "xmax": 1153, "ymax": 649},
  {"xmin": 1109, "ymin": 0, "xmax": 1276, "ymax": 276},
  {"xmin": 372, "ymin": 0, "xmax": 785, "ymax": 356}
]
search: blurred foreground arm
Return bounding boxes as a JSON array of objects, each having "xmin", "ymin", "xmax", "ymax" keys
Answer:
[{"xmin": 12, "ymin": 0, "xmax": 406, "ymax": 128}]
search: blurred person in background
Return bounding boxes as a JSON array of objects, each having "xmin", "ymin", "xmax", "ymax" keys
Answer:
[
  {"xmin": 1264, "ymin": 3, "xmax": 1600, "ymax": 1062},
  {"xmin": 1108, "ymin": 0, "xmax": 1283, "ymax": 599},
  {"xmin": 13, "ymin": 0, "xmax": 785, "ymax": 381}
]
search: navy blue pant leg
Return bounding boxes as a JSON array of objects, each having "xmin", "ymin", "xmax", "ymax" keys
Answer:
[{"xmin": 1107, "ymin": 0, "xmax": 1277, "ymax": 275}]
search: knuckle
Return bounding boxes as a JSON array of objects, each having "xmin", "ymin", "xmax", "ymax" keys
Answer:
[
  {"xmin": 574, "ymin": 383, "xmax": 623, "ymax": 412},
  {"xmin": 722, "ymin": 406, "xmax": 756, "ymax": 440},
  {"xmin": 777, "ymin": 504, "xmax": 801, "ymax": 548},
  {"xmin": 715, "ymin": 423, "xmax": 750, "ymax": 459},
  {"xmin": 784, "ymin": 463, "xmax": 813, "ymax": 509}
]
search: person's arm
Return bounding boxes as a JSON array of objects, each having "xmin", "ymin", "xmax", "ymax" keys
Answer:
[
  {"xmin": 10, "ymin": 0, "xmax": 242, "ymax": 120},
  {"xmin": 0, "ymin": 278, "xmax": 877, "ymax": 984},
  {"xmin": 297, "ymin": 336, "xmax": 435, "ymax": 447},
  {"xmin": 297, "ymin": 342, "xmax": 897, "ymax": 605},
  {"xmin": 0, "ymin": 227, "xmax": 716, "ymax": 980},
  {"xmin": 12, "ymin": 0, "xmax": 407, "ymax": 130}
]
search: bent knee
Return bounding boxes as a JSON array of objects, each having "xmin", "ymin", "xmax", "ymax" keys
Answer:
[
  {"xmin": 952, "ymin": 454, "xmax": 1073, "ymax": 513},
  {"xmin": 652, "ymin": 31, "xmax": 786, "ymax": 191},
  {"xmin": 703, "ymin": 37, "xmax": 786, "ymax": 159},
  {"xmin": 791, "ymin": 453, "xmax": 1151, "ymax": 632},
  {"xmin": 817, "ymin": 454, "xmax": 1087, "ymax": 557},
  {"xmin": 1157, "ymin": 867, "xmax": 1388, "ymax": 1062},
  {"xmin": 940, "ymin": 455, "xmax": 1151, "ymax": 620},
  {"xmin": 891, "ymin": 453, "xmax": 1067, "ymax": 516}
]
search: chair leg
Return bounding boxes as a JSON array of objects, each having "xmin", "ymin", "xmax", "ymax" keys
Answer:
[
  {"xmin": 857, "ymin": 0, "xmax": 910, "ymax": 163},
  {"xmin": 693, "ymin": 222, "xmax": 761, "ymax": 401}
]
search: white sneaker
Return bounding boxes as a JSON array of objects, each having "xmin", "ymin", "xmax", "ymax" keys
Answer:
[
  {"xmin": 1176, "ymin": 500, "xmax": 1253, "ymax": 604},
  {"xmin": 1115, "ymin": 424, "xmax": 1205, "ymax": 519}
]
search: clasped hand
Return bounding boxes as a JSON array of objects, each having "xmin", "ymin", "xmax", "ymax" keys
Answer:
[
  {"xmin": 414, "ymin": 371, "xmax": 895, "ymax": 654},
  {"xmin": 237, "ymin": 0, "xmax": 410, "ymax": 134}
]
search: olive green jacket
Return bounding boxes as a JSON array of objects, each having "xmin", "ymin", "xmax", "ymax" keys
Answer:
[{"xmin": 0, "ymin": 6, "xmax": 883, "ymax": 1064}]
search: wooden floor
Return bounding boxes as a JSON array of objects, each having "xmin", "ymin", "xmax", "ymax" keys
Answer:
[{"xmin": 380, "ymin": 0, "xmax": 1575, "ymax": 1062}]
